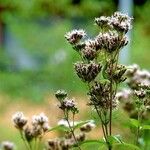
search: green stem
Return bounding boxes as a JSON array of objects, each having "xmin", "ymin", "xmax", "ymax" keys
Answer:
[
  {"xmin": 64, "ymin": 112, "xmax": 82, "ymax": 150},
  {"xmin": 109, "ymin": 59, "xmax": 113, "ymax": 136},
  {"xmin": 136, "ymin": 108, "xmax": 141, "ymax": 146},
  {"xmin": 19, "ymin": 130, "xmax": 31, "ymax": 150}
]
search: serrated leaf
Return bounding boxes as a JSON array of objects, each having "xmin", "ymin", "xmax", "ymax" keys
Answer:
[
  {"xmin": 113, "ymin": 143, "xmax": 141, "ymax": 150},
  {"xmin": 130, "ymin": 119, "xmax": 140, "ymax": 128}
]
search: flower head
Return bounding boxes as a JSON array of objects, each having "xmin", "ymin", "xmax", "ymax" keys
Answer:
[
  {"xmin": 74, "ymin": 61, "xmax": 102, "ymax": 82},
  {"xmin": 111, "ymin": 11, "xmax": 133, "ymax": 33},
  {"xmin": 32, "ymin": 113, "xmax": 50, "ymax": 136},
  {"xmin": 65, "ymin": 29, "xmax": 86, "ymax": 45},
  {"xmin": 58, "ymin": 97, "xmax": 79, "ymax": 114},
  {"xmin": 12, "ymin": 112, "xmax": 27, "ymax": 130},
  {"xmin": 95, "ymin": 16, "xmax": 112, "ymax": 29}
]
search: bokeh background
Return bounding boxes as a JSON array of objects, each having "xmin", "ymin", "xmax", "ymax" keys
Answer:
[{"xmin": 0, "ymin": 0, "xmax": 150, "ymax": 149}]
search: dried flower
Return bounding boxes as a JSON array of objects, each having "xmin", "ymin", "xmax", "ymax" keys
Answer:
[
  {"xmin": 1, "ymin": 141, "xmax": 14, "ymax": 150},
  {"xmin": 74, "ymin": 61, "xmax": 102, "ymax": 82},
  {"xmin": 12, "ymin": 112, "xmax": 27, "ymax": 130},
  {"xmin": 65, "ymin": 29, "xmax": 86, "ymax": 45}
]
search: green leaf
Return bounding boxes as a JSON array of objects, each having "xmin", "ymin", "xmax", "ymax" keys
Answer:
[
  {"xmin": 48, "ymin": 125, "xmax": 70, "ymax": 132},
  {"xmin": 111, "ymin": 135, "xmax": 123, "ymax": 144},
  {"xmin": 141, "ymin": 125, "xmax": 150, "ymax": 130},
  {"xmin": 130, "ymin": 119, "xmax": 140, "ymax": 128},
  {"xmin": 107, "ymin": 135, "xmax": 123, "ymax": 145},
  {"xmin": 73, "ymin": 120, "xmax": 94, "ymax": 130},
  {"xmin": 79, "ymin": 140, "xmax": 105, "ymax": 146},
  {"xmin": 113, "ymin": 143, "xmax": 141, "ymax": 150},
  {"xmin": 77, "ymin": 140, "xmax": 106, "ymax": 150}
]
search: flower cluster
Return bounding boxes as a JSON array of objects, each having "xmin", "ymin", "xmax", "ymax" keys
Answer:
[
  {"xmin": 46, "ymin": 120, "xmax": 95, "ymax": 150},
  {"xmin": 118, "ymin": 64, "xmax": 150, "ymax": 119},
  {"xmin": 55, "ymin": 90, "xmax": 78, "ymax": 114},
  {"xmin": 46, "ymin": 133, "xmax": 85, "ymax": 150},
  {"xmin": 95, "ymin": 31, "xmax": 128, "ymax": 53},
  {"xmin": 65, "ymin": 29, "xmax": 86, "ymax": 45},
  {"xmin": 65, "ymin": 12, "xmax": 132, "ymax": 148},
  {"xmin": 95, "ymin": 12, "xmax": 132, "ymax": 33},
  {"xmin": 74, "ymin": 61, "xmax": 102, "ymax": 82},
  {"xmin": 12, "ymin": 112, "xmax": 50, "ymax": 143},
  {"xmin": 126, "ymin": 64, "xmax": 150, "ymax": 89}
]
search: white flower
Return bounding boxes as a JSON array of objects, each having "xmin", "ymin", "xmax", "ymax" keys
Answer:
[
  {"xmin": 32, "ymin": 113, "xmax": 48, "ymax": 126},
  {"xmin": 12, "ymin": 112, "xmax": 27, "ymax": 129}
]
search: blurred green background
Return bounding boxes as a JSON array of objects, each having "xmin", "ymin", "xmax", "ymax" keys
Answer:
[
  {"xmin": 0, "ymin": 0, "xmax": 150, "ymax": 149},
  {"xmin": 0, "ymin": 0, "xmax": 150, "ymax": 101}
]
